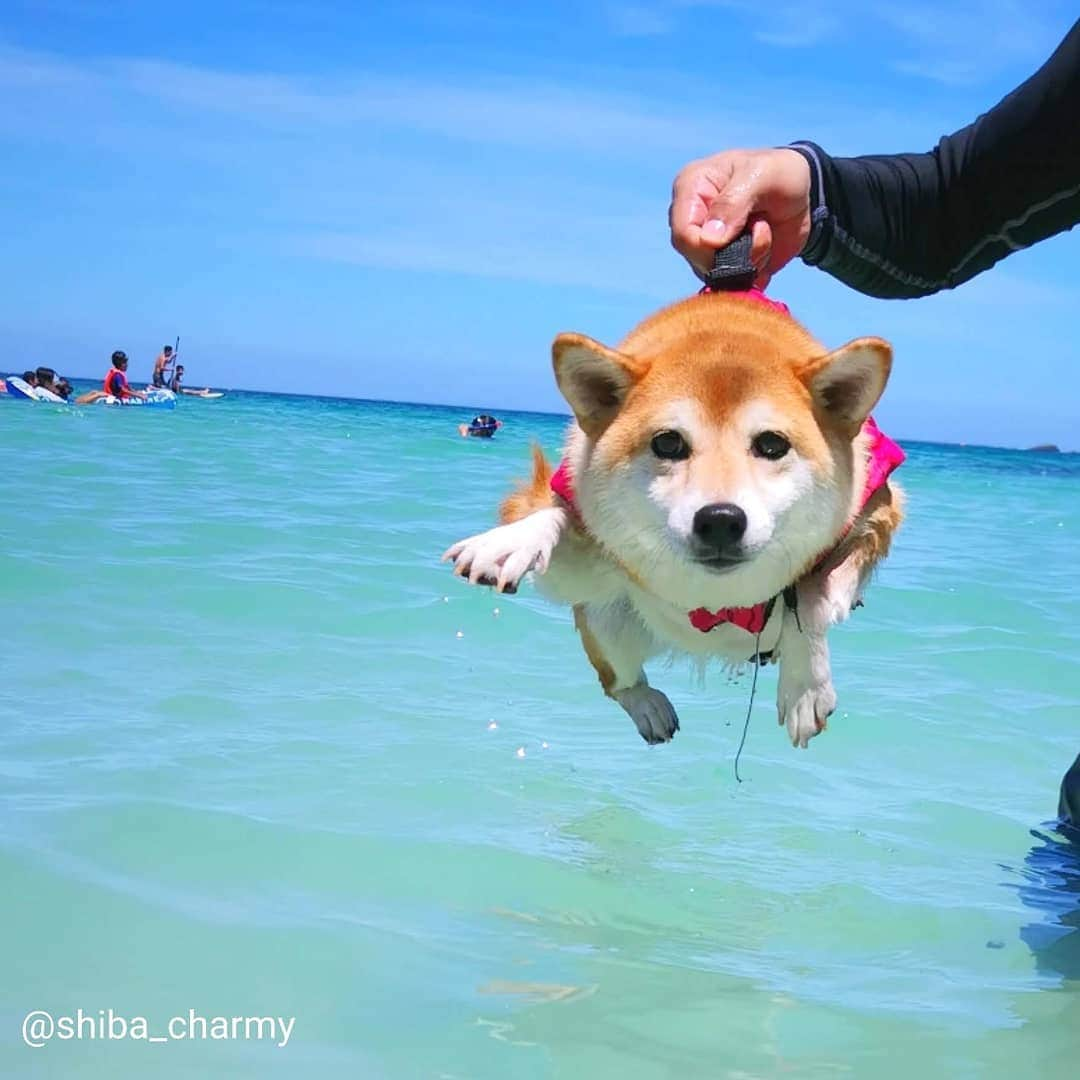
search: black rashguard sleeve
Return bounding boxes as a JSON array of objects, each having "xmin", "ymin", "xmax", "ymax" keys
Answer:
[{"xmin": 788, "ymin": 19, "xmax": 1080, "ymax": 299}]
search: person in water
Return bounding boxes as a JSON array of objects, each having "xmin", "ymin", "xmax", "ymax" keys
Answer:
[
  {"xmin": 32, "ymin": 368, "xmax": 71, "ymax": 401},
  {"xmin": 104, "ymin": 351, "xmax": 146, "ymax": 400},
  {"xmin": 668, "ymin": 18, "xmax": 1080, "ymax": 824},
  {"xmin": 21, "ymin": 370, "xmax": 38, "ymax": 388},
  {"xmin": 458, "ymin": 414, "xmax": 502, "ymax": 438},
  {"xmin": 76, "ymin": 350, "xmax": 149, "ymax": 405},
  {"xmin": 151, "ymin": 345, "xmax": 176, "ymax": 389},
  {"xmin": 170, "ymin": 366, "xmax": 216, "ymax": 396},
  {"xmin": 35, "ymin": 367, "xmax": 61, "ymax": 396},
  {"xmin": 1062, "ymin": 757, "xmax": 1080, "ymax": 835}
]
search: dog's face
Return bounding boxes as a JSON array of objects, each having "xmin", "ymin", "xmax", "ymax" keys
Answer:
[{"xmin": 554, "ymin": 294, "xmax": 891, "ymax": 607}]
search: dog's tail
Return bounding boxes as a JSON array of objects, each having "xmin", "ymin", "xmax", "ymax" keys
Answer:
[{"xmin": 499, "ymin": 443, "xmax": 554, "ymax": 524}]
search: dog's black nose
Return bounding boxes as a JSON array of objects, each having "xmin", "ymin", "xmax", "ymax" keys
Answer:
[{"xmin": 692, "ymin": 502, "xmax": 747, "ymax": 552}]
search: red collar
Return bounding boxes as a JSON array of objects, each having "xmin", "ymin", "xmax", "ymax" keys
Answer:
[{"xmin": 549, "ymin": 290, "xmax": 905, "ymax": 636}]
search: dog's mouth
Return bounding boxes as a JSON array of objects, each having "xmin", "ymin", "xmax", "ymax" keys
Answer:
[{"xmin": 693, "ymin": 552, "xmax": 747, "ymax": 574}]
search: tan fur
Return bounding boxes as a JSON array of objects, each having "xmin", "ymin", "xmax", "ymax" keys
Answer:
[
  {"xmin": 560, "ymin": 296, "xmax": 851, "ymax": 479},
  {"xmin": 573, "ymin": 605, "xmax": 616, "ymax": 695},
  {"xmin": 499, "ymin": 447, "xmax": 659, "ymax": 596},
  {"xmin": 819, "ymin": 483, "xmax": 906, "ymax": 577},
  {"xmin": 499, "ymin": 444, "xmax": 555, "ymax": 524}
]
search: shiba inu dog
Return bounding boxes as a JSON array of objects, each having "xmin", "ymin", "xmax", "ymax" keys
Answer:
[{"xmin": 443, "ymin": 290, "xmax": 904, "ymax": 749}]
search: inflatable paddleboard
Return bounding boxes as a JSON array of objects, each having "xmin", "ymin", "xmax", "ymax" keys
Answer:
[
  {"xmin": 4, "ymin": 377, "xmax": 67, "ymax": 403},
  {"xmin": 5, "ymin": 376, "xmax": 37, "ymax": 400},
  {"xmin": 99, "ymin": 388, "xmax": 176, "ymax": 409}
]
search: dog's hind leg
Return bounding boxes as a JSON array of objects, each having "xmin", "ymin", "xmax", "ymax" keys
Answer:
[
  {"xmin": 776, "ymin": 484, "xmax": 903, "ymax": 748},
  {"xmin": 574, "ymin": 601, "xmax": 677, "ymax": 745},
  {"xmin": 815, "ymin": 483, "xmax": 904, "ymax": 623}
]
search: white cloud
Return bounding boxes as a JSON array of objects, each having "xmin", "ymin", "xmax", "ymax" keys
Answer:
[
  {"xmin": 890, "ymin": 59, "xmax": 982, "ymax": 87},
  {"xmin": 0, "ymin": 37, "xmax": 967, "ymax": 295},
  {"xmin": 0, "ymin": 45, "xmax": 737, "ymax": 158},
  {"xmin": 873, "ymin": 0, "xmax": 1066, "ymax": 84},
  {"xmin": 603, "ymin": 2, "xmax": 674, "ymax": 37},
  {"xmin": 292, "ymin": 230, "xmax": 668, "ymax": 294},
  {"xmin": 599, "ymin": 0, "xmax": 1071, "ymax": 81}
]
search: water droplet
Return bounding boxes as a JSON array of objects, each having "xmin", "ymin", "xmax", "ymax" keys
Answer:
[
  {"xmin": 487, "ymin": 720, "xmax": 498, "ymax": 731},
  {"xmin": 455, "ymin": 631, "xmax": 464, "ymax": 639},
  {"xmin": 515, "ymin": 747, "xmax": 526, "ymax": 759}
]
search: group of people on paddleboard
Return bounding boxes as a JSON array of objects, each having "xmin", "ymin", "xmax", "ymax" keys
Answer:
[
  {"xmin": 144, "ymin": 343, "xmax": 217, "ymax": 397},
  {"xmin": 150, "ymin": 345, "xmax": 188, "ymax": 392},
  {"xmin": 73, "ymin": 350, "xmax": 153, "ymax": 404},
  {"xmin": 72, "ymin": 347, "xmax": 191, "ymax": 405},
  {"xmin": 4, "ymin": 343, "xmax": 216, "ymax": 405},
  {"xmin": 17, "ymin": 367, "xmax": 74, "ymax": 400}
]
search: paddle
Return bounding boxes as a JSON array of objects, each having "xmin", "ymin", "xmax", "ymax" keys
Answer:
[{"xmin": 169, "ymin": 335, "xmax": 180, "ymax": 390}]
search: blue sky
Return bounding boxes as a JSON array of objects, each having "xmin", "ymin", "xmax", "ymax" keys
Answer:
[{"xmin": 1, "ymin": 0, "xmax": 1078, "ymax": 447}]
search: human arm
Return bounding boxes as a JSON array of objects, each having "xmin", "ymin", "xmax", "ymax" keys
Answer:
[
  {"xmin": 111, "ymin": 373, "xmax": 146, "ymax": 400},
  {"xmin": 670, "ymin": 19, "xmax": 1080, "ymax": 298}
]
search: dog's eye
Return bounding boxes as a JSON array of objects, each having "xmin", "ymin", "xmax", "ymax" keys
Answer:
[
  {"xmin": 651, "ymin": 430, "xmax": 690, "ymax": 460},
  {"xmin": 752, "ymin": 431, "xmax": 791, "ymax": 460}
]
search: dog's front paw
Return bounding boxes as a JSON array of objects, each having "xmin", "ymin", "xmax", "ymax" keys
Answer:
[
  {"xmin": 442, "ymin": 513, "xmax": 559, "ymax": 594},
  {"xmin": 614, "ymin": 684, "xmax": 681, "ymax": 745},
  {"xmin": 777, "ymin": 677, "xmax": 836, "ymax": 749}
]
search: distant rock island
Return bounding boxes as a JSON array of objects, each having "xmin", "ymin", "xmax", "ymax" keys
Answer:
[{"xmin": 1025, "ymin": 444, "xmax": 1061, "ymax": 453}]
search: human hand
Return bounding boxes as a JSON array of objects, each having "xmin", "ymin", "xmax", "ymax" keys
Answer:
[{"xmin": 669, "ymin": 148, "xmax": 812, "ymax": 288}]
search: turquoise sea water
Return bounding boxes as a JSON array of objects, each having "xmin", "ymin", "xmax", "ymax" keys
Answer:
[{"xmin": 2, "ymin": 390, "xmax": 1079, "ymax": 1079}]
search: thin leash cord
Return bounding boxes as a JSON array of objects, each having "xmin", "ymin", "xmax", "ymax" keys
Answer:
[{"xmin": 733, "ymin": 628, "xmax": 764, "ymax": 783}]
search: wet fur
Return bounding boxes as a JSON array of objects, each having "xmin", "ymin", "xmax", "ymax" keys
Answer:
[{"xmin": 445, "ymin": 293, "xmax": 903, "ymax": 748}]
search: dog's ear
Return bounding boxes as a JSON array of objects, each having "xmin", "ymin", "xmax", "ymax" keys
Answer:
[
  {"xmin": 552, "ymin": 333, "xmax": 648, "ymax": 439},
  {"xmin": 803, "ymin": 337, "xmax": 892, "ymax": 434}
]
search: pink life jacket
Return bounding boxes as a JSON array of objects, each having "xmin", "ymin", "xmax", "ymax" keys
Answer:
[{"xmin": 549, "ymin": 289, "xmax": 905, "ymax": 636}]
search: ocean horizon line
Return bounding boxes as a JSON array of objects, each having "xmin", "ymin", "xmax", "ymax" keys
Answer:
[{"xmin": 9, "ymin": 373, "xmax": 1077, "ymax": 456}]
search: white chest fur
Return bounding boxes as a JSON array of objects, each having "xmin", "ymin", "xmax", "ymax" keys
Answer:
[{"xmin": 627, "ymin": 585, "xmax": 785, "ymax": 662}]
